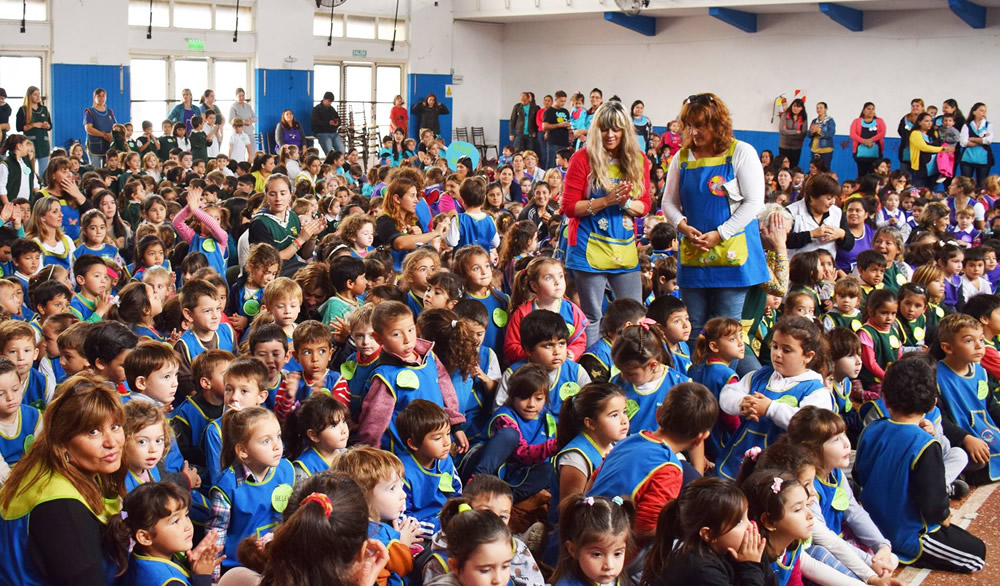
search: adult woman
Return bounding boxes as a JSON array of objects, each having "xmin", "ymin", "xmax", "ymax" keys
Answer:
[
  {"xmin": 511, "ymin": 152, "xmax": 529, "ymax": 184},
  {"xmin": 168, "ymin": 88, "xmax": 201, "ymax": 133},
  {"xmin": 786, "ymin": 172, "xmax": 854, "ymax": 257},
  {"xmin": 229, "ymin": 88, "xmax": 257, "ymax": 157},
  {"xmin": 374, "ymin": 177, "xmax": 447, "ymax": 272},
  {"xmin": 27, "ymin": 195, "xmax": 76, "ymax": 269},
  {"xmin": 0, "ymin": 377, "xmax": 125, "ymax": 584},
  {"xmin": 836, "ymin": 197, "xmax": 874, "ymax": 272},
  {"xmin": 632, "ymin": 100, "xmax": 653, "ymax": 153},
  {"xmin": 947, "ymin": 176, "xmax": 985, "ymax": 230},
  {"xmin": 768, "ymin": 168, "xmax": 795, "ymax": 204},
  {"xmin": 200, "ymin": 89, "xmax": 224, "ymax": 127},
  {"xmin": 16, "ymin": 85, "xmax": 52, "ymax": 176},
  {"xmin": 760, "ymin": 149, "xmax": 773, "ymax": 169},
  {"xmin": 897, "ymin": 98, "xmax": 924, "ymax": 170},
  {"xmin": 960, "ymin": 102, "xmax": 992, "ymax": 186},
  {"xmin": 907, "ymin": 201, "xmax": 952, "ymax": 245},
  {"xmin": 38, "ymin": 156, "xmax": 92, "ymax": 242},
  {"xmin": 0, "ymin": 134, "xmax": 39, "ymax": 204},
  {"xmin": 850, "ymin": 102, "xmax": 887, "ymax": 178},
  {"xmin": 389, "ymin": 95, "xmax": 408, "ymax": 134},
  {"xmin": 564, "ymin": 100, "xmax": 651, "ymax": 344},
  {"xmin": 250, "ymin": 153, "xmax": 276, "ymax": 193},
  {"xmin": 455, "ymin": 156, "xmax": 473, "ymax": 181},
  {"xmin": 274, "ymin": 109, "xmax": 304, "ymax": 150},
  {"xmin": 661, "ymin": 93, "xmax": 767, "ymax": 341},
  {"xmin": 410, "ymin": 93, "xmax": 449, "ymax": 137},
  {"xmin": 809, "ymin": 102, "xmax": 836, "ymax": 169},
  {"xmin": 909, "ymin": 112, "xmax": 952, "ymax": 188},
  {"xmin": 936, "ymin": 98, "xmax": 966, "ymax": 130},
  {"xmin": 247, "ymin": 174, "xmax": 324, "ymax": 272},
  {"xmin": 778, "ymin": 98, "xmax": 807, "ymax": 167},
  {"xmin": 497, "ymin": 164, "xmax": 522, "ymax": 205}
]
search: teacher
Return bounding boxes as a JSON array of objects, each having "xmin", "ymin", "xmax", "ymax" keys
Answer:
[
  {"xmin": 247, "ymin": 174, "xmax": 324, "ymax": 276},
  {"xmin": 374, "ymin": 177, "xmax": 447, "ymax": 272},
  {"xmin": 562, "ymin": 100, "xmax": 651, "ymax": 344},
  {"xmin": 785, "ymin": 172, "xmax": 854, "ymax": 258},
  {"xmin": 83, "ymin": 88, "xmax": 117, "ymax": 169},
  {"xmin": 661, "ymin": 93, "xmax": 768, "ymax": 343},
  {"xmin": 849, "ymin": 102, "xmax": 886, "ymax": 178},
  {"xmin": 0, "ymin": 376, "xmax": 126, "ymax": 585},
  {"xmin": 15, "ymin": 86, "xmax": 51, "ymax": 176}
]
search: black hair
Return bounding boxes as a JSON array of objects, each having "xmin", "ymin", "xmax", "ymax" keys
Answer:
[
  {"xmin": 656, "ymin": 382, "xmax": 718, "ymax": 440},
  {"xmin": 962, "ymin": 293, "xmax": 1000, "ymax": 323},
  {"xmin": 963, "ymin": 246, "xmax": 986, "ymax": 264},
  {"xmin": 505, "ymin": 363, "xmax": 550, "ymax": 405},
  {"xmin": 369, "ymin": 283, "xmax": 406, "ymax": 304},
  {"xmin": 897, "ymin": 282, "xmax": 928, "ymax": 305},
  {"xmin": 600, "ymin": 298, "xmax": 647, "ymax": 337},
  {"xmin": 84, "ymin": 321, "xmax": 139, "ymax": 368},
  {"xmin": 882, "ymin": 352, "xmax": 937, "ymax": 416},
  {"xmin": 557, "ymin": 382, "xmax": 626, "ymax": 450},
  {"xmin": 282, "ymin": 392, "xmax": 350, "ymax": 460},
  {"xmin": 442, "ymin": 507, "xmax": 511, "ymax": 571},
  {"xmin": 453, "ymin": 298, "xmax": 488, "ymax": 329},
  {"xmin": 29, "ymin": 280, "xmax": 72, "ymax": 314},
  {"xmin": 10, "ymin": 238, "xmax": 42, "ymax": 261},
  {"xmin": 646, "ymin": 295, "xmax": 687, "ymax": 327},
  {"xmin": 863, "ymin": 289, "xmax": 898, "ymax": 322},
  {"xmin": 649, "ymin": 222, "xmax": 676, "ymax": 250},
  {"xmin": 328, "ymin": 256, "xmax": 366, "ymax": 292},
  {"xmin": 520, "ymin": 309, "xmax": 569, "ymax": 351},
  {"xmin": 0, "ymin": 226, "xmax": 18, "ymax": 248},
  {"xmin": 249, "ymin": 322, "xmax": 288, "ymax": 353},
  {"xmin": 856, "ymin": 249, "xmax": 888, "ymax": 271},
  {"xmin": 426, "ymin": 271, "xmax": 465, "ymax": 302}
]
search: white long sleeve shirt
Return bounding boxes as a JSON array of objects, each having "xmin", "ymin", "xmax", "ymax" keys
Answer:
[{"xmin": 720, "ymin": 368, "xmax": 831, "ymax": 428}]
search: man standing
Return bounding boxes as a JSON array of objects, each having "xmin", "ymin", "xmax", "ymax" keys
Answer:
[
  {"xmin": 542, "ymin": 91, "xmax": 571, "ymax": 170},
  {"xmin": 509, "ymin": 92, "xmax": 539, "ymax": 153},
  {"xmin": 312, "ymin": 91, "xmax": 343, "ymax": 155}
]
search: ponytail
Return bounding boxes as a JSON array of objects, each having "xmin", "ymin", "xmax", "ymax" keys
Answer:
[
  {"xmin": 509, "ymin": 256, "xmax": 562, "ymax": 310},
  {"xmin": 416, "ymin": 308, "xmax": 479, "ymax": 377},
  {"xmin": 611, "ymin": 320, "xmax": 674, "ymax": 370},
  {"xmin": 692, "ymin": 317, "xmax": 742, "ymax": 365},
  {"xmin": 640, "ymin": 502, "xmax": 683, "ymax": 586},
  {"xmin": 556, "ymin": 382, "xmax": 626, "ymax": 450}
]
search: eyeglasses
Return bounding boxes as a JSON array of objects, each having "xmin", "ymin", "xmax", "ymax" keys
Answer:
[{"xmin": 684, "ymin": 94, "xmax": 715, "ymax": 106}]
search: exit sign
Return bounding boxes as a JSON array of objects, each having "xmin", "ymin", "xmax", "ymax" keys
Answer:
[
  {"xmin": 186, "ymin": 38, "xmax": 205, "ymax": 51},
  {"xmin": 352, "ymin": 49, "xmax": 367, "ymax": 57}
]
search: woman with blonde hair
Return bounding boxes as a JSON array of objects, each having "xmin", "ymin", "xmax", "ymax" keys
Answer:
[
  {"xmin": 562, "ymin": 99, "xmax": 651, "ymax": 344},
  {"xmin": 15, "ymin": 85, "xmax": 52, "ymax": 175}
]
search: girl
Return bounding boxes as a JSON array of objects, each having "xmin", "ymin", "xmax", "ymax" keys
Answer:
[
  {"xmin": 641, "ymin": 477, "xmax": 768, "ymax": 586},
  {"xmin": 285, "ymin": 393, "xmax": 351, "ymax": 484},
  {"xmin": 788, "ymin": 407, "xmax": 899, "ymax": 579},
  {"xmin": 826, "ymin": 327, "xmax": 863, "ymax": 417},
  {"xmin": 872, "ymin": 227, "xmax": 911, "ymax": 293},
  {"xmin": 25, "ymin": 196, "xmax": 76, "ymax": 270},
  {"xmin": 123, "ymin": 400, "xmax": 168, "ymax": 492},
  {"xmin": 0, "ymin": 134, "xmax": 39, "ymax": 203},
  {"xmin": 742, "ymin": 469, "xmax": 813, "ymax": 586},
  {"xmin": 400, "ymin": 247, "xmax": 440, "ymax": 318},
  {"xmin": 140, "ymin": 194, "xmax": 169, "ymax": 230},
  {"xmin": 172, "ymin": 187, "xmax": 229, "ymax": 280},
  {"xmin": 876, "ymin": 190, "xmax": 906, "ymax": 229},
  {"xmin": 896, "ymin": 282, "xmax": 929, "ymax": 352},
  {"xmin": 857, "ymin": 289, "xmax": 902, "ymax": 396},
  {"xmin": 142, "ymin": 152, "xmax": 161, "ymax": 183},
  {"xmin": 119, "ymin": 178, "xmax": 146, "ymax": 231},
  {"xmin": 455, "ymin": 245, "xmax": 511, "ymax": 362},
  {"xmin": 296, "ymin": 154, "xmax": 322, "ymax": 192},
  {"xmin": 787, "ymin": 250, "xmax": 823, "ymax": 310},
  {"xmin": 173, "ymin": 122, "xmax": 190, "ymax": 152},
  {"xmin": 279, "ymin": 144, "xmax": 301, "ymax": 178},
  {"xmin": 717, "ymin": 316, "xmax": 830, "ymax": 480},
  {"xmin": 117, "ymin": 281, "xmax": 167, "ymax": 342},
  {"xmin": 425, "ymin": 506, "xmax": 513, "ymax": 586},
  {"xmin": 74, "ymin": 209, "xmax": 123, "ymax": 265},
  {"xmin": 207, "ymin": 406, "xmax": 294, "ymax": 574},
  {"xmin": 784, "ymin": 290, "xmax": 817, "ymax": 321},
  {"xmin": 344, "ymin": 304, "xmax": 382, "ymax": 419},
  {"xmin": 119, "ymin": 152, "xmax": 142, "ymax": 191},
  {"xmin": 610, "ymin": 321, "xmax": 689, "ymax": 437},
  {"xmin": 552, "ymin": 494, "xmax": 636, "ymax": 586},
  {"xmin": 498, "ymin": 220, "xmax": 537, "ymax": 295},
  {"xmin": 507, "ymin": 256, "xmax": 588, "ymax": 363},
  {"xmin": 687, "ymin": 317, "xmax": 745, "ymax": 462},
  {"xmin": 423, "ymin": 272, "xmax": 465, "ymax": 311},
  {"xmin": 109, "ymin": 483, "xmax": 222, "ymax": 585},
  {"xmin": 910, "ymin": 263, "xmax": 948, "ymax": 336},
  {"xmin": 337, "ymin": 213, "xmax": 375, "ymax": 259},
  {"xmin": 129, "ymin": 234, "xmax": 167, "ymax": 280}
]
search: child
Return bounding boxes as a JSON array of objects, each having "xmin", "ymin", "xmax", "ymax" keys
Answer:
[
  {"xmin": 201, "ymin": 357, "xmax": 269, "ymax": 489},
  {"xmin": 507, "ymin": 256, "xmax": 588, "ymax": 363},
  {"xmin": 717, "ymin": 316, "xmax": 831, "ymax": 480},
  {"xmin": 954, "ymin": 207, "xmax": 980, "ymax": 247},
  {"xmin": 172, "ymin": 183, "xmax": 229, "ymax": 280},
  {"xmin": 857, "ymin": 289, "xmax": 903, "ymax": 396},
  {"xmin": 337, "ymin": 213, "xmax": 374, "ymax": 259},
  {"xmin": 0, "ymin": 321, "xmax": 50, "ymax": 410},
  {"xmin": 10, "ymin": 239, "xmax": 41, "ymax": 299},
  {"xmin": 110, "ymin": 482, "xmax": 222, "ymax": 585},
  {"xmin": 496, "ymin": 309, "xmax": 591, "ymax": 415},
  {"xmin": 588, "ymin": 382, "xmax": 717, "ymax": 540},
  {"xmin": 876, "ymin": 190, "xmax": 906, "ymax": 229},
  {"xmin": 0, "ymin": 356, "xmax": 39, "ymax": 468},
  {"xmin": 0, "ymin": 279, "xmax": 27, "ymax": 321},
  {"xmin": 320, "ymin": 256, "xmax": 366, "ymax": 326},
  {"xmin": 175, "ymin": 279, "xmax": 237, "ymax": 394},
  {"xmin": 855, "ymin": 249, "xmax": 887, "ymax": 307},
  {"xmin": 822, "ymin": 277, "xmax": 863, "ymax": 332},
  {"xmin": 27, "ymin": 279, "xmax": 71, "ymax": 335},
  {"xmin": 445, "ymin": 178, "xmax": 500, "ymax": 252},
  {"xmin": 84, "ymin": 320, "xmax": 139, "ymax": 393},
  {"xmin": 786, "ymin": 250, "xmax": 823, "ymax": 310},
  {"xmin": 646, "ymin": 296, "xmax": 692, "ymax": 375},
  {"xmin": 897, "ymin": 282, "xmax": 930, "ymax": 352},
  {"xmin": 455, "ymin": 246, "xmax": 510, "ymax": 364},
  {"xmin": 228, "ymin": 118, "xmax": 251, "ymax": 163},
  {"xmin": 855, "ymin": 354, "xmax": 986, "ymax": 572},
  {"xmin": 248, "ymin": 322, "xmax": 291, "ymax": 411},
  {"xmin": 357, "ymin": 301, "xmax": 467, "ymax": 452},
  {"xmin": 741, "ymin": 469, "xmax": 816, "ymax": 586},
  {"xmin": 207, "ymin": 407, "xmax": 293, "ymax": 576},
  {"xmin": 397, "ymin": 399, "xmax": 462, "ymax": 529},
  {"xmin": 228, "ymin": 243, "xmax": 281, "ymax": 333},
  {"xmin": 188, "ymin": 116, "xmax": 208, "ymax": 163},
  {"xmin": 966, "ymin": 293, "xmax": 1000, "ymax": 400},
  {"xmin": 56, "ymin": 321, "xmax": 92, "ymax": 377},
  {"xmin": 400, "ymin": 248, "xmax": 440, "ymax": 319},
  {"xmin": 551, "ymin": 494, "xmax": 635, "ymax": 585},
  {"xmin": 424, "ymin": 506, "xmax": 513, "ymax": 586},
  {"xmin": 823, "ymin": 328, "xmax": 862, "ymax": 421},
  {"xmin": 783, "ymin": 290, "xmax": 817, "ymax": 321},
  {"xmin": 69, "ymin": 254, "xmax": 112, "ymax": 322},
  {"xmin": 688, "ymin": 317, "xmax": 745, "ymax": 462},
  {"xmin": 286, "ymin": 319, "xmax": 346, "ymax": 408},
  {"xmin": 936, "ymin": 243, "xmax": 965, "ymax": 310},
  {"xmin": 74, "ymin": 209, "xmax": 122, "ymax": 265},
  {"xmin": 642, "ymin": 477, "xmax": 769, "ymax": 586},
  {"xmin": 129, "ymin": 234, "xmax": 166, "ymax": 281},
  {"xmin": 284, "ymin": 392, "xmax": 350, "ymax": 483},
  {"xmin": 422, "ymin": 272, "xmax": 464, "ymax": 311},
  {"xmin": 580, "ymin": 298, "xmax": 646, "ymax": 383},
  {"xmin": 343, "ymin": 304, "xmax": 382, "ymax": 419},
  {"xmin": 331, "ymin": 446, "xmax": 423, "ymax": 586},
  {"xmin": 37, "ymin": 313, "xmax": 75, "ymax": 386},
  {"xmin": 960, "ymin": 246, "xmax": 992, "ymax": 300},
  {"xmin": 122, "ymin": 400, "xmax": 169, "ymax": 491},
  {"xmin": 116, "ymin": 281, "xmax": 166, "ymax": 342}
]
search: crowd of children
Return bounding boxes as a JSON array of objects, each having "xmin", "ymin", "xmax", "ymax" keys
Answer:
[{"xmin": 0, "ymin": 93, "xmax": 999, "ymax": 586}]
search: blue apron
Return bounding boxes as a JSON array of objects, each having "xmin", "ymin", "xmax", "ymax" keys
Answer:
[
  {"xmin": 936, "ymin": 362, "xmax": 1000, "ymax": 480},
  {"xmin": 961, "ymin": 121, "xmax": 991, "ymax": 166},
  {"xmin": 564, "ymin": 161, "xmax": 639, "ymax": 275},
  {"xmin": 857, "ymin": 119, "xmax": 881, "ymax": 159},
  {"xmin": 901, "ymin": 118, "xmax": 914, "ymax": 163}
]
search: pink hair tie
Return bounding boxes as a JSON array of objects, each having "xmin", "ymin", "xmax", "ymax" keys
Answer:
[
  {"xmin": 743, "ymin": 446, "xmax": 761, "ymax": 462},
  {"xmin": 771, "ymin": 477, "xmax": 784, "ymax": 494}
]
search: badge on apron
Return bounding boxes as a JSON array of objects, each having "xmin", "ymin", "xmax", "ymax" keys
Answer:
[
  {"xmin": 271, "ymin": 483, "xmax": 293, "ymax": 513},
  {"xmin": 558, "ymin": 382, "xmax": 580, "ymax": 401},
  {"xmin": 625, "ymin": 399, "xmax": 640, "ymax": 420},
  {"xmin": 341, "ymin": 360, "xmax": 357, "ymax": 381},
  {"xmin": 978, "ymin": 380, "xmax": 989, "ymax": 400},
  {"xmin": 397, "ymin": 370, "xmax": 420, "ymax": 389},
  {"xmin": 493, "ymin": 308, "xmax": 508, "ymax": 328},
  {"xmin": 438, "ymin": 472, "xmax": 455, "ymax": 493},
  {"xmin": 243, "ymin": 299, "xmax": 261, "ymax": 316},
  {"xmin": 202, "ymin": 240, "xmax": 217, "ymax": 253},
  {"xmin": 914, "ymin": 327, "xmax": 925, "ymax": 342},
  {"xmin": 889, "ymin": 335, "xmax": 900, "ymax": 349}
]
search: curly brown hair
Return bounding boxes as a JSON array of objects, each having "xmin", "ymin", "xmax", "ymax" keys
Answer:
[
  {"xmin": 416, "ymin": 308, "xmax": 479, "ymax": 378},
  {"xmin": 678, "ymin": 93, "xmax": 733, "ymax": 155}
]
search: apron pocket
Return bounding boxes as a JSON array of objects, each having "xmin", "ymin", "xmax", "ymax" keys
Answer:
[
  {"xmin": 585, "ymin": 233, "xmax": 638, "ymax": 270},
  {"xmin": 680, "ymin": 232, "xmax": 749, "ymax": 267}
]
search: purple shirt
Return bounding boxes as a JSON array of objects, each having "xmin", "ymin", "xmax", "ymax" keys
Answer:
[{"xmin": 836, "ymin": 224, "xmax": 874, "ymax": 272}]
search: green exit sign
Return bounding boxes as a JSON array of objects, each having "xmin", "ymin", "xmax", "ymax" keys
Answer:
[
  {"xmin": 352, "ymin": 49, "xmax": 367, "ymax": 57},
  {"xmin": 186, "ymin": 38, "xmax": 205, "ymax": 51}
]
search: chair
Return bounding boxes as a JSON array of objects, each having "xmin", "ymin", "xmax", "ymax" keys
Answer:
[
  {"xmin": 472, "ymin": 126, "xmax": 497, "ymax": 161},
  {"xmin": 454, "ymin": 127, "xmax": 469, "ymax": 142}
]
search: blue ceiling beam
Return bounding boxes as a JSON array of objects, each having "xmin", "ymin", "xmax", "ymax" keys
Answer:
[
  {"xmin": 709, "ymin": 7, "xmax": 757, "ymax": 33},
  {"xmin": 603, "ymin": 11, "xmax": 656, "ymax": 36},
  {"xmin": 819, "ymin": 3, "xmax": 863, "ymax": 32},
  {"xmin": 949, "ymin": 0, "xmax": 987, "ymax": 29}
]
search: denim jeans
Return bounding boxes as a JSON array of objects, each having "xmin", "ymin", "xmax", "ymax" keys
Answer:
[
  {"xmin": 513, "ymin": 135, "xmax": 536, "ymax": 154},
  {"xmin": 462, "ymin": 427, "xmax": 551, "ymax": 502},
  {"xmin": 316, "ymin": 132, "xmax": 344, "ymax": 157},
  {"xmin": 574, "ymin": 269, "xmax": 643, "ymax": 347},
  {"xmin": 546, "ymin": 143, "xmax": 565, "ymax": 171},
  {"xmin": 681, "ymin": 286, "xmax": 748, "ymax": 347},
  {"xmin": 36, "ymin": 156, "xmax": 49, "ymax": 177}
]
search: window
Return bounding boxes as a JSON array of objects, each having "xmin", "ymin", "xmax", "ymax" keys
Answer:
[
  {"xmin": 173, "ymin": 2, "xmax": 212, "ymax": 29},
  {"xmin": 130, "ymin": 58, "xmax": 169, "ymax": 131},
  {"xmin": 0, "ymin": 56, "xmax": 43, "ymax": 105},
  {"xmin": 345, "ymin": 15, "xmax": 375, "ymax": 39},
  {"xmin": 0, "ymin": 0, "xmax": 46, "ymax": 22},
  {"xmin": 313, "ymin": 65, "xmax": 342, "ymax": 105},
  {"xmin": 215, "ymin": 5, "xmax": 251, "ymax": 32},
  {"xmin": 313, "ymin": 12, "xmax": 344, "ymax": 38},
  {"xmin": 378, "ymin": 19, "xmax": 406, "ymax": 42},
  {"xmin": 128, "ymin": 0, "xmax": 169, "ymax": 27},
  {"xmin": 314, "ymin": 62, "xmax": 404, "ymax": 141},
  {"xmin": 213, "ymin": 60, "xmax": 247, "ymax": 145},
  {"xmin": 375, "ymin": 66, "xmax": 402, "ymax": 138}
]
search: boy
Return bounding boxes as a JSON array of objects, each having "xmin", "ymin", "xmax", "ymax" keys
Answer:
[
  {"xmin": 175, "ymin": 279, "xmax": 237, "ymax": 395},
  {"xmin": 648, "ymin": 221, "xmax": 677, "ymax": 262},
  {"xmin": 136, "ymin": 120, "xmax": 159, "ymax": 158},
  {"xmin": 260, "ymin": 277, "xmax": 302, "ymax": 370},
  {"xmin": 123, "ymin": 340, "xmax": 180, "ymax": 408},
  {"xmin": 172, "ymin": 349, "xmax": 232, "ymax": 469},
  {"xmin": 357, "ymin": 301, "xmax": 467, "ymax": 453},
  {"xmin": 57, "ymin": 321, "xmax": 92, "ymax": 377},
  {"xmin": 498, "ymin": 145, "xmax": 513, "ymax": 166},
  {"xmin": 0, "ymin": 226, "xmax": 18, "ymax": 277},
  {"xmin": 331, "ymin": 446, "xmax": 422, "ymax": 586},
  {"xmin": 855, "ymin": 249, "xmax": 887, "ymax": 308},
  {"xmin": 588, "ymin": 381, "xmax": 717, "ymax": 541},
  {"xmin": 397, "ymin": 399, "xmax": 462, "ymax": 530},
  {"xmin": 283, "ymin": 320, "xmax": 346, "ymax": 408},
  {"xmin": 960, "ymin": 293, "xmax": 1000, "ymax": 403},
  {"xmin": 0, "ymin": 321, "xmax": 50, "ymax": 409},
  {"xmin": 38, "ymin": 313, "xmax": 75, "ymax": 386},
  {"xmin": 228, "ymin": 118, "xmax": 251, "ymax": 164},
  {"xmin": 249, "ymin": 322, "xmax": 290, "ymax": 411},
  {"xmin": 954, "ymin": 206, "xmax": 980, "ymax": 247},
  {"xmin": 180, "ymin": 151, "xmax": 194, "ymax": 172},
  {"xmin": 320, "ymin": 256, "xmax": 366, "ymax": 326},
  {"xmin": 10, "ymin": 239, "xmax": 41, "ymax": 299},
  {"xmin": 201, "ymin": 357, "xmax": 270, "ymax": 490},
  {"xmin": 960, "ymin": 246, "xmax": 991, "ymax": 301},
  {"xmin": 85, "ymin": 321, "xmax": 138, "ymax": 393},
  {"xmin": 228, "ymin": 243, "xmax": 281, "ymax": 333},
  {"xmin": 982, "ymin": 243, "xmax": 1000, "ymax": 290},
  {"xmin": 0, "ymin": 356, "xmax": 39, "ymax": 470},
  {"xmin": 27, "ymin": 280, "xmax": 71, "ymax": 340},
  {"xmin": 647, "ymin": 296, "xmax": 692, "ymax": 375},
  {"xmin": 579, "ymin": 298, "xmax": 646, "ymax": 383},
  {"xmin": 495, "ymin": 309, "xmax": 591, "ymax": 415},
  {"xmin": 822, "ymin": 277, "xmax": 863, "ymax": 332},
  {"xmin": 69, "ymin": 254, "xmax": 112, "ymax": 322},
  {"xmin": 937, "ymin": 243, "xmax": 965, "ymax": 310},
  {"xmin": 855, "ymin": 353, "xmax": 986, "ymax": 572},
  {"xmin": 202, "ymin": 110, "xmax": 219, "ymax": 158}
]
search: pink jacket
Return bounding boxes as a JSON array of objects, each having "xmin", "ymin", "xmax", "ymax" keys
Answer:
[{"xmin": 849, "ymin": 117, "xmax": 887, "ymax": 154}]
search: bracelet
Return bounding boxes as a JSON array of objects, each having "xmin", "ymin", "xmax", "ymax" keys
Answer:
[
  {"xmin": 587, "ymin": 200, "xmax": 593, "ymax": 216},
  {"xmin": 293, "ymin": 238, "xmax": 302, "ymax": 249}
]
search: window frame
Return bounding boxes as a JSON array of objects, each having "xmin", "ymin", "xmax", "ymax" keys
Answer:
[
  {"xmin": 312, "ymin": 59, "xmax": 406, "ymax": 140},
  {"xmin": 127, "ymin": 0, "xmax": 254, "ymax": 32},
  {"xmin": 0, "ymin": 52, "xmax": 48, "ymax": 107},
  {"xmin": 0, "ymin": 0, "xmax": 47, "ymax": 23},
  {"xmin": 313, "ymin": 12, "xmax": 407, "ymax": 43}
]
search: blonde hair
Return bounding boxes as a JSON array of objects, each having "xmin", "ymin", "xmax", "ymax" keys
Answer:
[
  {"xmin": 401, "ymin": 248, "xmax": 440, "ymax": 290},
  {"xmin": 220, "ymin": 407, "xmax": 277, "ymax": 471},
  {"xmin": 263, "ymin": 276, "xmax": 302, "ymax": 306},
  {"xmin": 585, "ymin": 101, "xmax": 646, "ymax": 198},
  {"xmin": 25, "ymin": 196, "xmax": 66, "ymax": 242},
  {"xmin": 330, "ymin": 446, "xmax": 404, "ymax": 495},
  {"xmin": 911, "ymin": 263, "xmax": 946, "ymax": 304}
]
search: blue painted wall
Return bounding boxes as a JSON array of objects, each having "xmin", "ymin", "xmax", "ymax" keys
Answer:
[
  {"xmin": 255, "ymin": 69, "xmax": 312, "ymax": 154},
  {"xmin": 51, "ymin": 64, "xmax": 131, "ymax": 150},
  {"xmin": 408, "ymin": 73, "xmax": 453, "ymax": 143}
]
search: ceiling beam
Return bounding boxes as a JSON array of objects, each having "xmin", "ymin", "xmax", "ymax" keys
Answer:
[
  {"xmin": 709, "ymin": 7, "xmax": 756, "ymax": 33},
  {"xmin": 949, "ymin": 0, "xmax": 986, "ymax": 29},
  {"xmin": 603, "ymin": 11, "xmax": 656, "ymax": 36},
  {"xmin": 819, "ymin": 3, "xmax": 863, "ymax": 32}
]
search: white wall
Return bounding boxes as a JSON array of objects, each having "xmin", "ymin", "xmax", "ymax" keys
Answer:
[
  {"xmin": 410, "ymin": 0, "xmax": 454, "ymax": 74},
  {"xmin": 452, "ymin": 21, "xmax": 503, "ymax": 141},
  {"xmin": 51, "ymin": 0, "xmax": 129, "ymax": 64},
  {"xmin": 490, "ymin": 8, "xmax": 1000, "ymax": 133}
]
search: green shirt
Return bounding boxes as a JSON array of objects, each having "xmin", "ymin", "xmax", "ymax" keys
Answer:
[
  {"xmin": 22, "ymin": 105, "xmax": 51, "ymax": 157},
  {"xmin": 250, "ymin": 209, "xmax": 301, "ymax": 253},
  {"xmin": 190, "ymin": 131, "xmax": 208, "ymax": 162}
]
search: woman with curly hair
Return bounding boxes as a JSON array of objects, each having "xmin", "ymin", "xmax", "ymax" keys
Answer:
[{"xmin": 374, "ymin": 177, "xmax": 447, "ymax": 272}]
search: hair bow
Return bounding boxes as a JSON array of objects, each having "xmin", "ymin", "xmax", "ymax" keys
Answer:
[
  {"xmin": 451, "ymin": 320, "xmax": 458, "ymax": 328},
  {"xmin": 255, "ymin": 531, "xmax": 276, "ymax": 551},
  {"xmin": 638, "ymin": 318, "xmax": 657, "ymax": 332},
  {"xmin": 744, "ymin": 446, "xmax": 762, "ymax": 462},
  {"xmin": 611, "ymin": 496, "xmax": 623, "ymax": 506},
  {"xmin": 771, "ymin": 477, "xmax": 784, "ymax": 494},
  {"xmin": 458, "ymin": 503, "xmax": 472, "ymax": 513},
  {"xmin": 582, "ymin": 497, "xmax": 595, "ymax": 506},
  {"xmin": 300, "ymin": 492, "xmax": 334, "ymax": 518}
]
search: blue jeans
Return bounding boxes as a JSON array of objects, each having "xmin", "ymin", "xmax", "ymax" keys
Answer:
[
  {"xmin": 546, "ymin": 143, "xmax": 565, "ymax": 171},
  {"xmin": 816, "ymin": 151, "xmax": 833, "ymax": 170},
  {"xmin": 462, "ymin": 427, "xmax": 551, "ymax": 503},
  {"xmin": 681, "ymin": 286, "xmax": 748, "ymax": 347},
  {"xmin": 513, "ymin": 135, "xmax": 536, "ymax": 154},
  {"xmin": 316, "ymin": 132, "xmax": 344, "ymax": 157},
  {"xmin": 36, "ymin": 156, "xmax": 49, "ymax": 177},
  {"xmin": 574, "ymin": 269, "xmax": 643, "ymax": 348}
]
